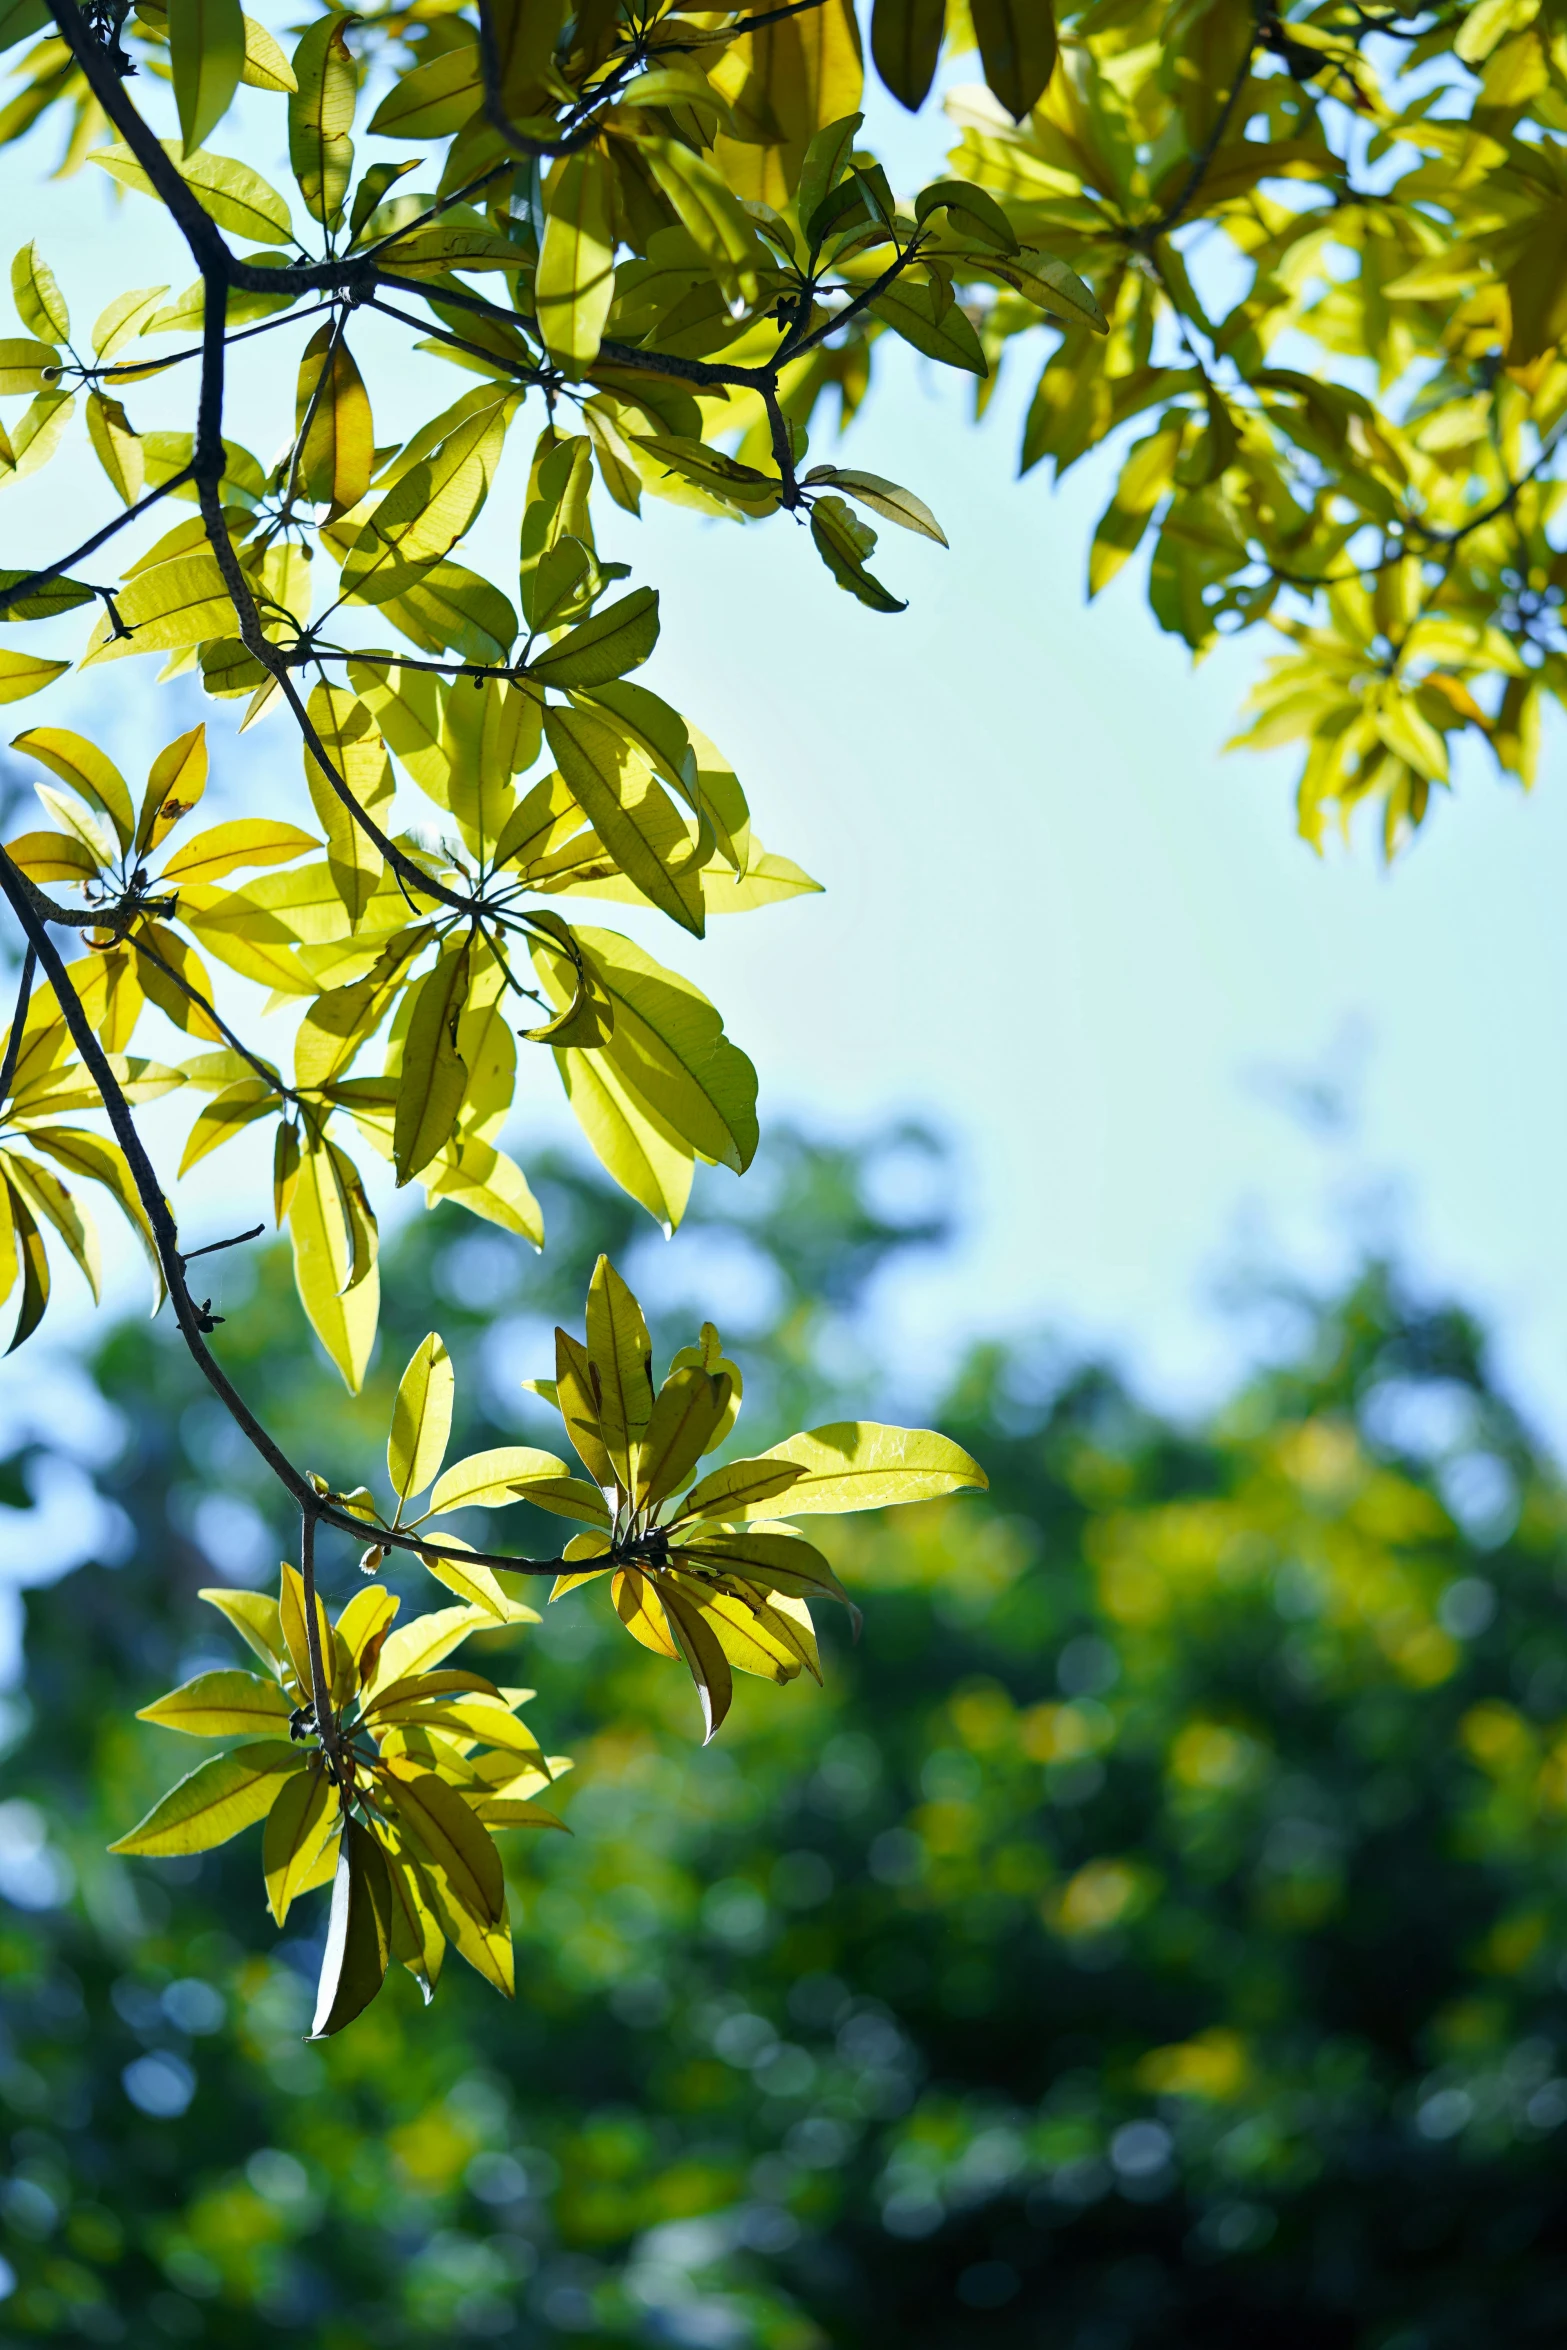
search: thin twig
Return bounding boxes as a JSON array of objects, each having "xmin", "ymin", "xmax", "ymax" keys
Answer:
[
  {"xmin": 126, "ymin": 929, "xmax": 292, "ymax": 1097},
  {"xmin": 0, "ymin": 466, "xmax": 195, "ymax": 617},
  {"xmin": 180, "ymin": 1223, "xmax": 264, "ymax": 1266}
]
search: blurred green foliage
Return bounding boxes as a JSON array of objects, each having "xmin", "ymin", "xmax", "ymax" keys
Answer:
[{"xmin": 3, "ymin": 1127, "xmax": 1567, "ymax": 2348}]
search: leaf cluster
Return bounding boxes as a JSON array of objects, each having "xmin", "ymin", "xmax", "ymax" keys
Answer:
[
  {"xmin": 938, "ymin": 0, "xmax": 1567, "ymax": 854},
  {"xmin": 113, "ymin": 1248, "xmax": 983, "ymax": 2033}
]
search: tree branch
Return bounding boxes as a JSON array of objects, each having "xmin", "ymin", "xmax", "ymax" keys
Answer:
[
  {"xmin": 0, "ymin": 846, "xmax": 577, "ymax": 1578},
  {"xmin": 0, "ymin": 943, "xmax": 37, "ymax": 1110}
]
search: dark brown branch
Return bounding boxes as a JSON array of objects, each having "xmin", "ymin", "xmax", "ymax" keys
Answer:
[
  {"xmin": 88, "ymin": 297, "xmax": 339, "ymax": 387},
  {"xmin": 299, "ymin": 1507, "xmax": 346, "ymax": 1781},
  {"xmin": 1146, "ymin": 20, "xmax": 1260, "ymax": 240},
  {"xmin": 180, "ymin": 1223, "xmax": 264, "ymax": 1266},
  {"xmin": 475, "ymin": 0, "xmax": 634, "ymax": 163},
  {"xmin": 0, "ymin": 943, "xmax": 36, "ymax": 1109},
  {"xmin": 366, "ymin": 293, "xmax": 551, "ymax": 386}
]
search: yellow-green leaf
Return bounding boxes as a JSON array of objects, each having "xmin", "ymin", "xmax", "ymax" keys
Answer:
[
  {"xmin": 88, "ymin": 142, "xmax": 294, "ymax": 245},
  {"xmin": 674, "ymin": 1421, "xmax": 988, "ymax": 1523},
  {"xmin": 161, "ymin": 817, "xmax": 316, "ymax": 884},
  {"xmin": 427, "ymin": 1444, "xmax": 576, "ymax": 1516},
  {"xmin": 390, "ymin": 1331, "xmax": 454, "ymax": 1503},
  {"xmin": 0, "ymin": 650, "xmax": 66, "ymax": 703},
  {"xmin": 379, "ymin": 1758, "xmax": 504, "ymax": 1924},
  {"xmin": 545, "ymin": 706, "xmax": 705, "ymax": 937},
  {"xmin": 288, "ymin": 1131, "xmax": 378, "ymax": 1392},
  {"xmin": 11, "ymin": 242, "xmax": 66, "ymax": 342},
  {"xmin": 199, "ymin": 1584, "xmax": 285, "ymax": 1667},
  {"xmin": 108, "ymin": 1741, "xmax": 305, "ymax": 1854},
  {"xmin": 537, "ymin": 148, "xmax": 616, "ymax": 374},
  {"xmin": 136, "ymin": 1668, "xmax": 292, "ymax": 1737},
  {"xmin": 289, "ymin": 13, "xmax": 356, "ymax": 229},
  {"xmin": 638, "ymin": 1365, "xmax": 733, "ymax": 1507},
  {"xmin": 294, "ymin": 324, "xmax": 373, "ymax": 514},
  {"xmin": 12, "ymin": 726, "xmax": 133, "ymax": 851},
  {"xmin": 584, "ymin": 1252, "xmax": 653, "ymax": 1488},
  {"xmin": 263, "ymin": 1760, "xmax": 337, "ymax": 1925},
  {"xmin": 168, "ymin": 0, "xmax": 245, "ymax": 157},
  {"xmin": 393, "ymin": 940, "xmax": 470, "ymax": 1187}
]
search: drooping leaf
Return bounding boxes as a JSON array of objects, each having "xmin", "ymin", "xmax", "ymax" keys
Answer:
[
  {"xmin": 310, "ymin": 1817, "xmax": 393, "ymax": 2037},
  {"xmin": 168, "ymin": 0, "xmax": 245, "ymax": 157},
  {"xmin": 262, "ymin": 1761, "xmax": 337, "ymax": 1925}
]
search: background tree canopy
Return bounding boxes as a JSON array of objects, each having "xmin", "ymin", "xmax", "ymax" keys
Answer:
[{"xmin": 4, "ymin": 1130, "xmax": 1567, "ymax": 2346}]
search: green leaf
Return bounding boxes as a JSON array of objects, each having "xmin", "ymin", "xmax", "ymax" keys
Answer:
[
  {"xmin": 537, "ymin": 147, "xmax": 616, "ymax": 374},
  {"xmin": 4, "ymin": 1180, "xmax": 47, "ymax": 1353},
  {"xmin": 289, "ymin": 12, "xmax": 356, "ymax": 229},
  {"xmin": 870, "ymin": 280, "xmax": 987, "ymax": 375},
  {"xmin": 0, "ymin": 338, "xmax": 59, "ymax": 396},
  {"xmin": 302, "ymin": 680, "xmax": 393, "ymax": 925},
  {"xmin": 536, "ymin": 925, "xmax": 758, "ymax": 1176},
  {"xmin": 378, "ymin": 1817, "xmax": 446, "ymax": 1999},
  {"xmin": 168, "ymin": 0, "xmax": 244, "ymax": 157},
  {"xmin": 527, "ymin": 589, "xmax": 661, "ymax": 690},
  {"xmin": 367, "ymin": 40, "xmax": 483, "ymax": 139},
  {"xmin": 672, "ymin": 1523, "xmax": 849, "ymax": 1605},
  {"xmin": 161, "ymin": 818, "xmax": 316, "ymax": 885},
  {"xmin": 295, "ymin": 325, "xmax": 374, "ymax": 514},
  {"xmin": 379, "ymin": 1759, "xmax": 505, "ymax": 1924},
  {"xmin": 198, "ymin": 1585, "xmax": 285, "ymax": 1668},
  {"xmin": 871, "ymin": 0, "xmax": 943, "ymax": 110},
  {"xmin": 80, "ymin": 553, "xmax": 236, "ymax": 667},
  {"xmin": 544, "ymin": 707, "xmax": 706, "ymax": 938},
  {"xmin": 638, "ymin": 1364, "xmax": 733, "ymax": 1508},
  {"xmin": 310, "ymin": 1817, "xmax": 392, "ymax": 2037},
  {"xmin": 288, "ymin": 1130, "xmax": 379, "ymax": 1392},
  {"xmin": 673, "ymin": 1421, "xmax": 989, "ymax": 1524},
  {"xmin": 366, "ymin": 1598, "xmax": 538, "ymax": 1695},
  {"xmin": 393, "ymin": 941, "xmax": 470, "ymax": 1188},
  {"xmin": 10, "ymin": 242, "xmax": 66, "ymax": 342},
  {"xmin": 809, "ymin": 495, "xmax": 907, "ymax": 614},
  {"xmin": 263, "ymin": 1761, "xmax": 337, "ymax": 1924},
  {"xmin": 584, "ymin": 1253, "xmax": 653, "ymax": 1490},
  {"xmin": 88, "ymin": 142, "xmax": 294, "ymax": 245},
  {"xmin": 390, "ymin": 1331, "xmax": 454, "ymax": 1504},
  {"xmin": 992, "ymin": 248, "xmax": 1106, "ymax": 334},
  {"xmin": 972, "ymin": 0, "xmax": 1057, "ymax": 120},
  {"xmin": 0, "ymin": 649, "xmax": 66, "ymax": 702},
  {"xmin": 659, "ymin": 1579, "xmax": 734, "ymax": 1743},
  {"xmin": 0, "ymin": 0, "xmax": 47, "ymax": 54},
  {"xmin": 915, "ymin": 175, "xmax": 1019, "ymax": 254},
  {"xmin": 803, "ymin": 465, "xmax": 947, "ymax": 545},
  {"xmin": 136, "ymin": 1668, "xmax": 293, "ymax": 1737},
  {"xmin": 339, "ymin": 391, "xmax": 518, "ymax": 605},
  {"xmin": 0, "ymin": 571, "xmax": 94, "ymax": 622},
  {"xmin": 427, "ymin": 1444, "xmax": 579, "ymax": 1516},
  {"xmin": 92, "ymin": 284, "xmax": 171, "ymax": 361},
  {"xmin": 108, "ymin": 1741, "xmax": 305, "ymax": 1855},
  {"xmin": 9, "ymin": 728, "xmax": 130, "ymax": 860}
]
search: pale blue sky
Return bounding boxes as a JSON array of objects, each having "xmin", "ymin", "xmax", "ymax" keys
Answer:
[{"xmin": 0, "ymin": 43, "xmax": 1566, "ymax": 1540}]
